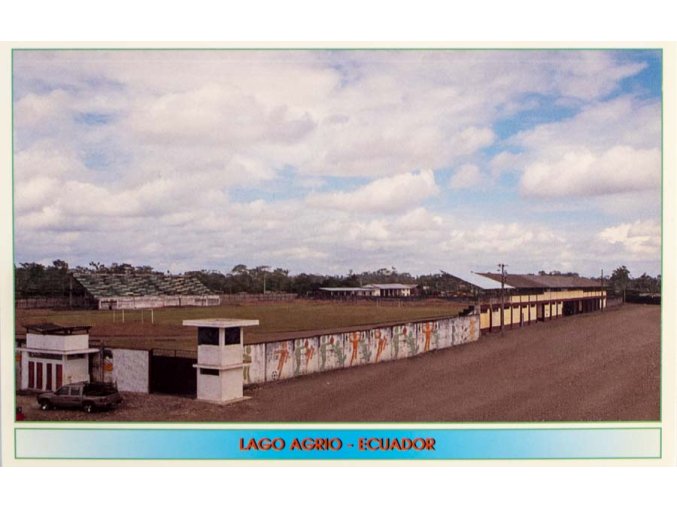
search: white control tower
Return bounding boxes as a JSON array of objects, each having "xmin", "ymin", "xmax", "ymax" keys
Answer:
[{"xmin": 183, "ymin": 318, "xmax": 259, "ymax": 403}]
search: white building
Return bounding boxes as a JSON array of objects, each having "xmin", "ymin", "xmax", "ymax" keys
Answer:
[
  {"xmin": 19, "ymin": 324, "xmax": 98, "ymax": 391},
  {"xmin": 183, "ymin": 318, "xmax": 259, "ymax": 403},
  {"xmin": 319, "ymin": 283, "xmax": 418, "ymax": 298},
  {"xmin": 362, "ymin": 283, "xmax": 418, "ymax": 297}
]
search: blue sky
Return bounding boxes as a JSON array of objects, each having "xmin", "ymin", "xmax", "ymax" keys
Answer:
[{"xmin": 13, "ymin": 49, "xmax": 662, "ymax": 277}]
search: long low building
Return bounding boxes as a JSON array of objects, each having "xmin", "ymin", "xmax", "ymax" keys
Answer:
[
  {"xmin": 454, "ymin": 272, "xmax": 607, "ymax": 332},
  {"xmin": 320, "ymin": 283, "xmax": 418, "ymax": 298}
]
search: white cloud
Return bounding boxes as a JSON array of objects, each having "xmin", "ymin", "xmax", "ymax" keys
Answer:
[
  {"xmin": 520, "ymin": 145, "xmax": 660, "ymax": 197},
  {"xmin": 599, "ymin": 220, "xmax": 661, "ymax": 257},
  {"xmin": 11, "ymin": 50, "xmax": 660, "ymax": 275},
  {"xmin": 496, "ymin": 96, "xmax": 661, "ymax": 200},
  {"xmin": 306, "ymin": 170, "xmax": 438, "ymax": 214},
  {"xmin": 449, "ymin": 164, "xmax": 483, "ymax": 189}
]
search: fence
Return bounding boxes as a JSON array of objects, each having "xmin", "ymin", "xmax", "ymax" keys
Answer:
[
  {"xmin": 98, "ymin": 295, "xmax": 221, "ymax": 310},
  {"xmin": 219, "ymin": 293, "xmax": 298, "ymax": 303},
  {"xmin": 606, "ymin": 297, "xmax": 624, "ymax": 308},
  {"xmin": 15, "ymin": 297, "xmax": 92, "ymax": 309},
  {"xmin": 624, "ymin": 294, "xmax": 661, "ymax": 305}
]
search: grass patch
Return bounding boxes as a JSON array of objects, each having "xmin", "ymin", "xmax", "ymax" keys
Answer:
[{"xmin": 16, "ymin": 299, "xmax": 466, "ymax": 351}]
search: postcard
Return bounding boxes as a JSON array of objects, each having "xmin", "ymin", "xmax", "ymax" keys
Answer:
[{"xmin": 1, "ymin": 42, "xmax": 674, "ymax": 465}]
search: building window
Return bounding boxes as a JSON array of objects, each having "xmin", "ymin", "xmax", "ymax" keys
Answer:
[
  {"xmin": 224, "ymin": 327, "xmax": 240, "ymax": 345},
  {"xmin": 200, "ymin": 368, "xmax": 219, "ymax": 376},
  {"xmin": 197, "ymin": 327, "xmax": 219, "ymax": 346}
]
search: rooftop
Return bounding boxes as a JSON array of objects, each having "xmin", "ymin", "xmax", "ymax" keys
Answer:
[
  {"xmin": 363, "ymin": 283, "xmax": 417, "ymax": 289},
  {"xmin": 183, "ymin": 318, "xmax": 260, "ymax": 328},
  {"xmin": 23, "ymin": 323, "xmax": 92, "ymax": 335},
  {"xmin": 454, "ymin": 272, "xmax": 515, "ymax": 290},
  {"xmin": 477, "ymin": 273, "xmax": 604, "ymax": 289},
  {"xmin": 319, "ymin": 287, "xmax": 374, "ymax": 292}
]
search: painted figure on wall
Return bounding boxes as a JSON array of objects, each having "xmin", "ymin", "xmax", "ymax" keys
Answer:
[
  {"xmin": 320, "ymin": 337, "xmax": 329, "ymax": 370},
  {"xmin": 348, "ymin": 332, "xmax": 361, "ymax": 366},
  {"xmin": 391, "ymin": 326, "xmax": 400, "ymax": 357},
  {"xmin": 274, "ymin": 342, "xmax": 290, "ymax": 380},
  {"xmin": 405, "ymin": 326, "xmax": 417, "ymax": 356},
  {"xmin": 319, "ymin": 335, "xmax": 345, "ymax": 371},
  {"xmin": 294, "ymin": 339, "xmax": 316, "ymax": 375},
  {"xmin": 359, "ymin": 332, "xmax": 371, "ymax": 363},
  {"xmin": 423, "ymin": 322, "xmax": 433, "ymax": 352},
  {"xmin": 243, "ymin": 345, "xmax": 252, "ymax": 384},
  {"xmin": 305, "ymin": 340, "xmax": 315, "ymax": 364},
  {"xmin": 374, "ymin": 329, "xmax": 388, "ymax": 362}
]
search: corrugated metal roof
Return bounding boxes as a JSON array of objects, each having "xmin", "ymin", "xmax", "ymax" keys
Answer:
[
  {"xmin": 363, "ymin": 283, "xmax": 417, "ymax": 289},
  {"xmin": 478, "ymin": 273, "xmax": 604, "ymax": 289},
  {"xmin": 452, "ymin": 272, "xmax": 514, "ymax": 290},
  {"xmin": 319, "ymin": 287, "xmax": 374, "ymax": 292}
]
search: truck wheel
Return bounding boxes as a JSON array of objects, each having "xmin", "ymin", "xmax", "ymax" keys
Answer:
[
  {"xmin": 83, "ymin": 403, "xmax": 93, "ymax": 414},
  {"xmin": 40, "ymin": 401, "xmax": 51, "ymax": 411}
]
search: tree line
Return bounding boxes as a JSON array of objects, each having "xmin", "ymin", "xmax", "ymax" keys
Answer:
[{"xmin": 14, "ymin": 260, "xmax": 661, "ymax": 299}]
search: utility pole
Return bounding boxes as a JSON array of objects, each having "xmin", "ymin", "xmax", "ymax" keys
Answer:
[
  {"xmin": 498, "ymin": 263, "xmax": 507, "ymax": 335},
  {"xmin": 600, "ymin": 269, "xmax": 604, "ymax": 312},
  {"xmin": 69, "ymin": 274, "xmax": 73, "ymax": 309}
]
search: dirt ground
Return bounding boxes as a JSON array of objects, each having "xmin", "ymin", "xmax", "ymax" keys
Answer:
[{"xmin": 17, "ymin": 304, "xmax": 660, "ymax": 422}]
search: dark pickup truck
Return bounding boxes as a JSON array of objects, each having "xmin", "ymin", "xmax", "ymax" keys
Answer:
[{"xmin": 37, "ymin": 382, "xmax": 123, "ymax": 413}]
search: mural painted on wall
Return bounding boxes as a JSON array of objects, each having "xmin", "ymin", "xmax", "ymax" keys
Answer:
[
  {"xmin": 369, "ymin": 327, "xmax": 392, "ymax": 363},
  {"xmin": 346, "ymin": 331, "xmax": 371, "ymax": 366},
  {"xmin": 243, "ymin": 343, "xmax": 266, "ymax": 385},
  {"xmin": 318, "ymin": 334, "xmax": 346, "ymax": 372},
  {"xmin": 294, "ymin": 337, "xmax": 319, "ymax": 376},
  {"xmin": 452, "ymin": 316, "xmax": 480, "ymax": 345},
  {"xmin": 416, "ymin": 321, "xmax": 438, "ymax": 353},
  {"xmin": 437, "ymin": 319, "xmax": 454, "ymax": 349},
  {"xmin": 392, "ymin": 324, "xmax": 417, "ymax": 359},
  {"xmin": 265, "ymin": 341, "xmax": 294, "ymax": 381}
]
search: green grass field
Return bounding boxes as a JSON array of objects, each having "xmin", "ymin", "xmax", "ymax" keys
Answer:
[{"xmin": 15, "ymin": 299, "xmax": 466, "ymax": 351}]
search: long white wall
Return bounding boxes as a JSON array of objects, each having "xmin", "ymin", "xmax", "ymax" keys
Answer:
[
  {"xmin": 110, "ymin": 349, "xmax": 150, "ymax": 393},
  {"xmin": 98, "ymin": 295, "xmax": 220, "ymax": 310},
  {"xmin": 105, "ymin": 314, "xmax": 480, "ymax": 392},
  {"xmin": 244, "ymin": 314, "xmax": 480, "ymax": 386}
]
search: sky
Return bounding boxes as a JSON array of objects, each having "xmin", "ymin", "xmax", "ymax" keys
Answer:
[{"xmin": 12, "ymin": 49, "xmax": 662, "ymax": 278}]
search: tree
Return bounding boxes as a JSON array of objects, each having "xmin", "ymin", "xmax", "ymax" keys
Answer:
[{"xmin": 609, "ymin": 265, "xmax": 631, "ymax": 298}]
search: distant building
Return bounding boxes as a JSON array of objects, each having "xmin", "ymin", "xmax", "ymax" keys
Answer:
[
  {"xmin": 319, "ymin": 283, "xmax": 418, "ymax": 298},
  {"xmin": 318, "ymin": 287, "xmax": 377, "ymax": 297},
  {"xmin": 452, "ymin": 272, "xmax": 607, "ymax": 332},
  {"xmin": 71, "ymin": 272, "xmax": 220, "ymax": 310},
  {"xmin": 363, "ymin": 283, "xmax": 418, "ymax": 297}
]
